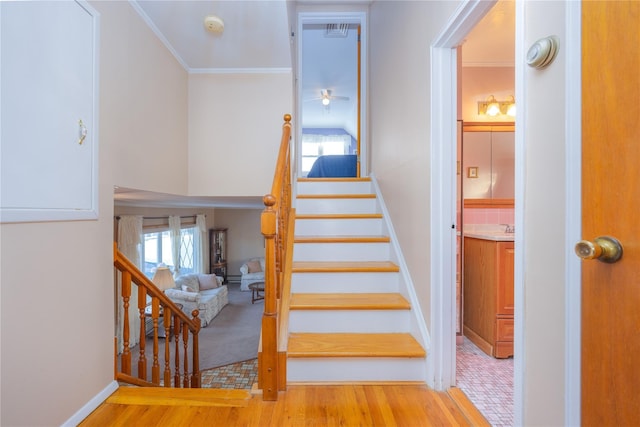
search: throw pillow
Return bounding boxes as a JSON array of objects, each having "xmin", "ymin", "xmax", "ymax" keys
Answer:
[
  {"xmin": 198, "ymin": 274, "xmax": 219, "ymax": 290},
  {"xmin": 165, "ymin": 288, "xmax": 199, "ymax": 302},
  {"xmin": 181, "ymin": 285, "xmax": 196, "ymax": 293},
  {"xmin": 175, "ymin": 274, "xmax": 200, "ymax": 292},
  {"xmin": 246, "ymin": 260, "xmax": 262, "ymax": 273}
]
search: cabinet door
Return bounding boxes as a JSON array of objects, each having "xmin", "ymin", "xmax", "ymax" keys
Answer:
[
  {"xmin": 496, "ymin": 241, "xmax": 515, "ymax": 315},
  {"xmin": 1, "ymin": 1, "xmax": 99, "ymax": 222}
]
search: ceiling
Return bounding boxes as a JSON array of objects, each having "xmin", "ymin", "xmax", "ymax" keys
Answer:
[
  {"xmin": 130, "ymin": 0, "xmax": 514, "ymax": 71},
  {"xmin": 130, "ymin": 0, "xmax": 291, "ymax": 71},
  {"xmin": 462, "ymin": 0, "xmax": 515, "ymax": 67},
  {"xmin": 116, "ymin": 0, "xmax": 514, "ymax": 209},
  {"xmin": 114, "ymin": 186, "xmax": 265, "ymax": 209}
]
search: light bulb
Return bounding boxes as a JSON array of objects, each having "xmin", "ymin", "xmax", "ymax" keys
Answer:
[
  {"xmin": 322, "ymin": 97, "xmax": 330, "ymax": 106},
  {"xmin": 486, "ymin": 102, "xmax": 500, "ymax": 116}
]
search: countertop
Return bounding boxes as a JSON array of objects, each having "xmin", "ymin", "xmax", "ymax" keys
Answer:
[{"xmin": 463, "ymin": 231, "xmax": 515, "ymax": 242}]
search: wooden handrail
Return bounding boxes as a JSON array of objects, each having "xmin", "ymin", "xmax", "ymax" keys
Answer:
[
  {"xmin": 114, "ymin": 243, "xmax": 202, "ymax": 388},
  {"xmin": 259, "ymin": 114, "xmax": 292, "ymax": 401}
]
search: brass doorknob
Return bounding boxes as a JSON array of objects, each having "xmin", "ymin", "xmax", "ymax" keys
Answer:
[{"xmin": 575, "ymin": 236, "xmax": 623, "ymax": 263}]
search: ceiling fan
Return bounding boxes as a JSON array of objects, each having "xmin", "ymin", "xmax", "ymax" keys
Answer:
[{"xmin": 306, "ymin": 89, "xmax": 350, "ymax": 107}]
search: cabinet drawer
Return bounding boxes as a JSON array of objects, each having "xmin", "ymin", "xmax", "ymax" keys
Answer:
[{"xmin": 496, "ymin": 318, "xmax": 514, "ymax": 342}]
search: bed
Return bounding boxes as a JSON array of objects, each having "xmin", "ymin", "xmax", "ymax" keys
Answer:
[{"xmin": 306, "ymin": 154, "xmax": 357, "ymax": 178}]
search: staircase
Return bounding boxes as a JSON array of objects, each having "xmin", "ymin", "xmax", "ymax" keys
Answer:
[{"xmin": 286, "ymin": 177, "xmax": 427, "ymax": 383}]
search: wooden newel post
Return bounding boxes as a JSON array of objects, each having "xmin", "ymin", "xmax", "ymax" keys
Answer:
[{"xmin": 261, "ymin": 194, "xmax": 279, "ymax": 400}]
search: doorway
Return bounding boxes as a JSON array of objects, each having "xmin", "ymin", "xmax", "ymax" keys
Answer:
[
  {"xmin": 429, "ymin": 0, "xmax": 522, "ymax": 421},
  {"xmin": 455, "ymin": 4, "xmax": 516, "ymax": 424},
  {"xmin": 296, "ymin": 12, "xmax": 367, "ymax": 178}
]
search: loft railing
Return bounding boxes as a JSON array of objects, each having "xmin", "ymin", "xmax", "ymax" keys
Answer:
[
  {"xmin": 114, "ymin": 244, "xmax": 202, "ymax": 388},
  {"xmin": 259, "ymin": 114, "xmax": 293, "ymax": 400}
]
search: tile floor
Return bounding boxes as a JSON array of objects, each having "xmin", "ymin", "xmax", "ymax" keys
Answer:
[
  {"xmin": 457, "ymin": 337, "xmax": 514, "ymax": 426},
  {"xmin": 201, "ymin": 358, "xmax": 258, "ymax": 389}
]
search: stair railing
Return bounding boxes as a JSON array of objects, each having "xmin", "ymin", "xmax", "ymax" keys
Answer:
[
  {"xmin": 259, "ymin": 114, "xmax": 292, "ymax": 401},
  {"xmin": 114, "ymin": 243, "xmax": 202, "ymax": 388}
]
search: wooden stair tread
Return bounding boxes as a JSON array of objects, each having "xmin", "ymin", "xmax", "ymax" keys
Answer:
[
  {"xmin": 296, "ymin": 193, "xmax": 376, "ymax": 199},
  {"xmin": 288, "ymin": 333, "xmax": 426, "ymax": 358},
  {"xmin": 296, "ymin": 213, "xmax": 383, "ymax": 219},
  {"xmin": 298, "ymin": 177, "xmax": 371, "ymax": 182},
  {"xmin": 292, "ymin": 261, "xmax": 399, "ymax": 273},
  {"xmin": 290, "ymin": 293, "xmax": 411, "ymax": 310},
  {"xmin": 294, "ymin": 235, "xmax": 390, "ymax": 243},
  {"xmin": 107, "ymin": 387, "xmax": 251, "ymax": 407}
]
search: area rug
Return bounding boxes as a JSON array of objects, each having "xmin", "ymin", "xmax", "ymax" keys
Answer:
[{"xmin": 201, "ymin": 359, "xmax": 258, "ymax": 389}]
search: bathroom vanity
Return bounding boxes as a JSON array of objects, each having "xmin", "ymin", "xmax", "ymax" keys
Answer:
[{"xmin": 463, "ymin": 232, "xmax": 514, "ymax": 358}]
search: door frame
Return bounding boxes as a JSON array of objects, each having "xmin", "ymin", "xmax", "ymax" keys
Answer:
[
  {"xmin": 430, "ymin": 1, "xmax": 581, "ymax": 425},
  {"xmin": 295, "ymin": 11, "xmax": 368, "ymax": 177}
]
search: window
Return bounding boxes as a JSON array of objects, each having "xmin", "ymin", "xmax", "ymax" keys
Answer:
[
  {"xmin": 301, "ymin": 133, "xmax": 352, "ymax": 175},
  {"xmin": 142, "ymin": 227, "xmax": 196, "ymax": 278}
]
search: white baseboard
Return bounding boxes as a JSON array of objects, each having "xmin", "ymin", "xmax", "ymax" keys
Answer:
[{"xmin": 61, "ymin": 380, "xmax": 118, "ymax": 426}]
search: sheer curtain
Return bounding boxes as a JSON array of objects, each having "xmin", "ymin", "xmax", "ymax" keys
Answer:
[
  {"xmin": 169, "ymin": 215, "xmax": 181, "ymax": 277},
  {"xmin": 193, "ymin": 214, "xmax": 208, "ymax": 274},
  {"xmin": 301, "ymin": 133, "xmax": 352, "ymax": 153},
  {"xmin": 116, "ymin": 215, "xmax": 143, "ymax": 353}
]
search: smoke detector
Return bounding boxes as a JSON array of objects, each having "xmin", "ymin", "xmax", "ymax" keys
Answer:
[{"xmin": 204, "ymin": 15, "xmax": 224, "ymax": 34}]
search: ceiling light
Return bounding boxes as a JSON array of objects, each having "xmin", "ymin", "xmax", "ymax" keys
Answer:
[
  {"xmin": 204, "ymin": 15, "xmax": 224, "ymax": 34},
  {"xmin": 322, "ymin": 97, "xmax": 330, "ymax": 106}
]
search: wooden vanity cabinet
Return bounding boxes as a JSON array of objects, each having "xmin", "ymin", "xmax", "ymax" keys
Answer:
[{"xmin": 463, "ymin": 237, "xmax": 514, "ymax": 358}]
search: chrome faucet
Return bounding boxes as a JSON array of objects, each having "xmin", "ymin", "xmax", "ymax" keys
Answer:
[{"xmin": 502, "ymin": 224, "xmax": 515, "ymax": 234}]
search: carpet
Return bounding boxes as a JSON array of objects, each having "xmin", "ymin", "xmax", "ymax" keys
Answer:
[
  {"xmin": 198, "ymin": 283, "xmax": 263, "ymax": 370},
  {"xmin": 128, "ymin": 283, "xmax": 263, "ymax": 379}
]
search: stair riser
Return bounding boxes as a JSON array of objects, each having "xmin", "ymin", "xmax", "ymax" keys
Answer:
[
  {"xmin": 291, "ymin": 272, "xmax": 399, "ymax": 293},
  {"xmin": 287, "ymin": 358, "xmax": 427, "ymax": 383},
  {"xmin": 295, "ymin": 218, "xmax": 384, "ymax": 236},
  {"xmin": 296, "ymin": 198, "xmax": 378, "ymax": 215},
  {"xmin": 293, "ymin": 242, "xmax": 390, "ymax": 262},
  {"xmin": 289, "ymin": 310, "xmax": 410, "ymax": 333},
  {"xmin": 297, "ymin": 181, "xmax": 373, "ymax": 194}
]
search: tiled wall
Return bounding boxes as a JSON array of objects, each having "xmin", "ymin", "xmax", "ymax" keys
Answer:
[{"xmin": 463, "ymin": 208, "xmax": 514, "ymax": 226}]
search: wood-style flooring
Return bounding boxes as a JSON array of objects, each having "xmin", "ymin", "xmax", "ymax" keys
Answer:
[{"xmin": 80, "ymin": 384, "xmax": 490, "ymax": 426}]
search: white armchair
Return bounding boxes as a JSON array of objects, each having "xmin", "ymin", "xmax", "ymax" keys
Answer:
[{"xmin": 239, "ymin": 257, "xmax": 265, "ymax": 291}]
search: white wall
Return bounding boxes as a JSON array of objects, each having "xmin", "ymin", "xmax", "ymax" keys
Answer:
[
  {"xmin": 101, "ymin": 4, "xmax": 189, "ymax": 194},
  {"xmin": 521, "ymin": 2, "xmax": 569, "ymax": 424},
  {"xmin": 369, "ymin": 0, "xmax": 460, "ymax": 329},
  {"xmin": 0, "ymin": 2, "xmax": 189, "ymax": 425},
  {"xmin": 188, "ymin": 73, "xmax": 293, "ymax": 197},
  {"xmin": 213, "ymin": 208, "xmax": 264, "ymax": 278}
]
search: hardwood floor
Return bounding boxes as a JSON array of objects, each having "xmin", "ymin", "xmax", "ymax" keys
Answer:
[{"xmin": 80, "ymin": 384, "xmax": 490, "ymax": 426}]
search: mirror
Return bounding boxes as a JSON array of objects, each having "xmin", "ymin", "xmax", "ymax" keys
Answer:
[
  {"xmin": 462, "ymin": 123, "xmax": 514, "ymax": 204},
  {"xmin": 299, "ymin": 21, "xmax": 359, "ymax": 177}
]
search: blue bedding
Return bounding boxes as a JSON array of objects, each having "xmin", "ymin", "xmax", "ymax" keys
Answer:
[{"xmin": 307, "ymin": 155, "xmax": 357, "ymax": 178}]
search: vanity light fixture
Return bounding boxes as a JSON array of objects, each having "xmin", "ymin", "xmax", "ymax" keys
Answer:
[
  {"xmin": 478, "ymin": 95, "xmax": 501, "ymax": 116},
  {"xmin": 504, "ymin": 95, "xmax": 516, "ymax": 117},
  {"xmin": 477, "ymin": 95, "xmax": 516, "ymax": 117}
]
